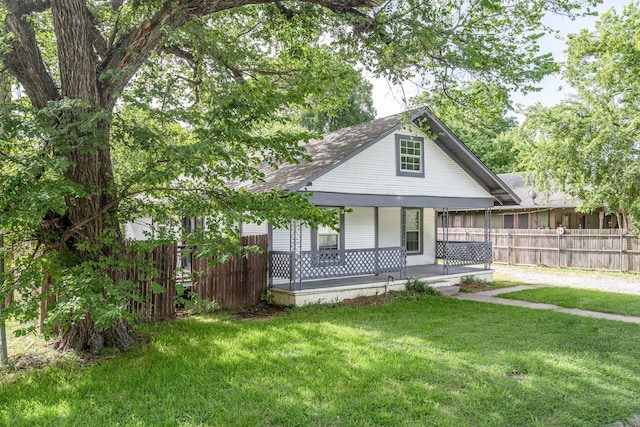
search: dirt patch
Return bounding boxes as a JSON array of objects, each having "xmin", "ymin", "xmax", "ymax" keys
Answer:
[
  {"xmin": 234, "ymin": 303, "xmax": 289, "ymax": 320},
  {"xmin": 341, "ymin": 292, "xmax": 402, "ymax": 306},
  {"xmin": 233, "ymin": 292, "xmax": 408, "ymax": 320},
  {"xmin": 458, "ymin": 282, "xmax": 495, "ymax": 293}
]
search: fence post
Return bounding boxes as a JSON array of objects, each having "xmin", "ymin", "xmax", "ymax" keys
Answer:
[
  {"xmin": 557, "ymin": 233, "xmax": 561, "ymax": 268},
  {"xmin": 1, "ymin": 233, "xmax": 8, "ymax": 365},
  {"xmin": 620, "ymin": 228, "xmax": 624, "ymax": 272},
  {"xmin": 507, "ymin": 230, "xmax": 511, "ymax": 265}
]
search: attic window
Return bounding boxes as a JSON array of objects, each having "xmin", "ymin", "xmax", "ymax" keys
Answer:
[{"xmin": 396, "ymin": 134, "xmax": 425, "ymax": 177}]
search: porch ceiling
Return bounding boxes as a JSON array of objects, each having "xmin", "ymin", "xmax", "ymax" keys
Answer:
[{"xmin": 299, "ymin": 191, "xmax": 495, "ymax": 209}]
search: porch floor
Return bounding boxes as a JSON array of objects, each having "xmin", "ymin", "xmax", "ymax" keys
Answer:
[
  {"xmin": 272, "ymin": 263, "xmax": 487, "ymax": 291},
  {"xmin": 269, "ymin": 263, "xmax": 492, "ymax": 306}
]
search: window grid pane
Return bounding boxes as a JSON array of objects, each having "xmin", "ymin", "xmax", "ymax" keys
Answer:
[
  {"xmin": 406, "ymin": 231, "xmax": 419, "ymax": 252},
  {"xmin": 318, "ymin": 234, "xmax": 338, "ymax": 250},
  {"xmin": 400, "ymin": 139, "xmax": 422, "ymax": 173}
]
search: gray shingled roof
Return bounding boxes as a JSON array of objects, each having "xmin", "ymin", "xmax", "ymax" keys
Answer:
[
  {"xmin": 244, "ymin": 110, "xmax": 414, "ymax": 193},
  {"xmin": 243, "ymin": 108, "xmax": 520, "ymax": 206},
  {"xmin": 494, "ymin": 173, "xmax": 579, "ymax": 210}
]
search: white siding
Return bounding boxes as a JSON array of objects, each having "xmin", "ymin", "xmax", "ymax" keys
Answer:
[
  {"xmin": 344, "ymin": 207, "xmax": 375, "ymax": 249},
  {"xmin": 378, "ymin": 207, "xmax": 400, "ymax": 247},
  {"xmin": 271, "ymin": 225, "xmax": 311, "ymax": 251},
  {"xmin": 271, "ymin": 228, "xmax": 290, "ymax": 251},
  {"xmin": 242, "ymin": 222, "xmax": 268, "ymax": 236},
  {"xmin": 310, "ymin": 125, "xmax": 490, "ymax": 199},
  {"xmin": 124, "ymin": 217, "xmax": 153, "ymax": 240}
]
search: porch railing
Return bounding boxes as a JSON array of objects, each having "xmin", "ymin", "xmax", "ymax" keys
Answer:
[
  {"xmin": 436, "ymin": 241, "xmax": 492, "ymax": 273},
  {"xmin": 269, "ymin": 247, "xmax": 407, "ymax": 289}
]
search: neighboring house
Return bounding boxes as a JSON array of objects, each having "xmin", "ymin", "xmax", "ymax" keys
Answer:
[
  {"xmin": 442, "ymin": 173, "xmax": 613, "ymax": 230},
  {"xmin": 238, "ymin": 108, "xmax": 520, "ymax": 305}
]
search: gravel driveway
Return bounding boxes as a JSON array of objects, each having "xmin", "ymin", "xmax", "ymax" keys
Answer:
[{"xmin": 492, "ymin": 264, "xmax": 640, "ymax": 295}]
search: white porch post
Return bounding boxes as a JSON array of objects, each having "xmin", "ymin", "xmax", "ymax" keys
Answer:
[
  {"xmin": 442, "ymin": 208, "xmax": 449, "ymax": 274},
  {"xmin": 289, "ymin": 220, "xmax": 302, "ymax": 291},
  {"xmin": 484, "ymin": 208, "xmax": 492, "ymax": 269},
  {"xmin": 374, "ymin": 207, "xmax": 380, "ymax": 275}
]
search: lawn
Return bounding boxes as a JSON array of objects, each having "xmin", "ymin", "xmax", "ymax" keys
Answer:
[
  {"xmin": 2, "ymin": 294, "xmax": 640, "ymax": 426},
  {"xmin": 499, "ymin": 287, "xmax": 640, "ymax": 317}
]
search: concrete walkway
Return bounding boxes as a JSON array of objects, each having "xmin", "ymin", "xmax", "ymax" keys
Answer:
[
  {"xmin": 493, "ymin": 265, "xmax": 640, "ymax": 295},
  {"xmin": 445, "ymin": 285, "xmax": 640, "ymax": 325}
]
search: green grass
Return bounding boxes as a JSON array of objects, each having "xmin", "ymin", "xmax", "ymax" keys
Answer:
[
  {"xmin": 499, "ymin": 287, "xmax": 640, "ymax": 317},
  {"xmin": 3, "ymin": 295, "xmax": 640, "ymax": 426}
]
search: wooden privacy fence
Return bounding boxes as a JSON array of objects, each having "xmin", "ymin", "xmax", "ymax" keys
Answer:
[
  {"xmin": 128, "ymin": 242, "xmax": 177, "ymax": 321},
  {"xmin": 438, "ymin": 228, "xmax": 640, "ymax": 273},
  {"xmin": 39, "ymin": 235, "xmax": 268, "ymax": 326},
  {"xmin": 39, "ymin": 242, "xmax": 178, "ymax": 327},
  {"xmin": 191, "ymin": 234, "xmax": 268, "ymax": 310}
]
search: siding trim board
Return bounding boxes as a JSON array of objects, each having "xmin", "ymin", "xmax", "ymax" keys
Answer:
[{"xmin": 300, "ymin": 191, "xmax": 494, "ymax": 208}]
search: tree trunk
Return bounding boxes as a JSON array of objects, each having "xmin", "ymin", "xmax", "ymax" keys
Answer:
[
  {"xmin": 46, "ymin": 0, "xmax": 132, "ymax": 353},
  {"xmin": 53, "ymin": 317, "xmax": 131, "ymax": 354}
]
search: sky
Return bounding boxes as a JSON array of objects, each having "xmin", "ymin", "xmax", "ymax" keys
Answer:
[{"xmin": 370, "ymin": 0, "xmax": 630, "ymax": 118}]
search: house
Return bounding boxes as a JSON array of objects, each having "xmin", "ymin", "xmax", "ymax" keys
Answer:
[
  {"xmin": 442, "ymin": 173, "xmax": 613, "ymax": 230},
  {"xmin": 238, "ymin": 108, "xmax": 520, "ymax": 305}
]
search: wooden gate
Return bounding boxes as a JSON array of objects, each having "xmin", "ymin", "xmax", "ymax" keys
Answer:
[{"xmin": 191, "ymin": 235, "xmax": 268, "ymax": 309}]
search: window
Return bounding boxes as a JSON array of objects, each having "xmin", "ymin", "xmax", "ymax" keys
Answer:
[
  {"xmin": 464, "ymin": 215, "xmax": 474, "ymax": 228},
  {"xmin": 318, "ymin": 224, "xmax": 339, "ymax": 250},
  {"xmin": 312, "ymin": 208, "xmax": 344, "ymax": 251},
  {"xmin": 503, "ymin": 214, "xmax": 514, "ymax": 229},
  {"xmin": 405, "ymin": 208, "xmax": 422, "ymax": 254},
  {"xmin": 312, "ymin": 208, "xmax": 344, "ymax": 266},
  {"xmin": 400, "ymin": 139, "xmax": 421, "ymax": 171},
  {"xmin": 517, "ymin": 213, "xmax": 529, "ymax": 229},
  {"xmin": 396, "ymin": 134, "xmax": 425, "ymax": 177}
]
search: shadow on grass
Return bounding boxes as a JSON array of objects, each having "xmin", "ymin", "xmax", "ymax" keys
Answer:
[{"xmin": 2, "ymin": 296, "xmax": 640, "ymax": 426}]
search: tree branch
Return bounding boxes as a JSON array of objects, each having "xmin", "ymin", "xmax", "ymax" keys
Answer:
[
  {"xmin": 5, "ymin": 0, "xmax": 51, "ymax": 17},
  {"xmin": 3, "ymin": 4, "xmax": 59, "ymax": 109},
  {"xmin": 160, "ymin": 45, "xmax": 197, "ymax": 66},
  {"xmin": 86, "ymin": 7, "xmax": 109, "ymax": 59},
  {"xmin": 98, "ymin": 0, "xmax": 376, "ymax": 109}
]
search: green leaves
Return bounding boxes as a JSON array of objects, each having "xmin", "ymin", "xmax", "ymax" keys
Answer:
[
  {"xmin": 516, "ymin": 3, "xmax": 640, "ymax": 231},
  {"xmin": 412, "ymin": 82, "xmax": 519, "ymax": 173},
  {"xmin": 0, "ymin": 0, "xmax": 605, "ymax": 344}
]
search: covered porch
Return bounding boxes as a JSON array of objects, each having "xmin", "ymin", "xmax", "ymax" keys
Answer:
[
  {"xmin": 269, "ymin": 263, "xmax": 493, "ymax": 306},
  {"xmin": 268, "ymin": 207, "xmax": 494, "ymax": 306}
]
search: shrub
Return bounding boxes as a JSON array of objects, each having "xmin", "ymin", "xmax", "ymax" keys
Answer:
[
  {"xmin": 460, "ymin": 275, "xmax": 490, "ymax": 286},
  {"xmin": 184, "ymin": 293, "xmax": 220, "ymax": 315},
  {"xmin": 405, "ymin": 278, "xmax": 441, "ymax": 296}
]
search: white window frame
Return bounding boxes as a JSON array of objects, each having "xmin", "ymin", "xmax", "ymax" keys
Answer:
[
  {"xmin": 317, "ymin": 224, "xmax": 340, "ymax": 251},
  {"xmin": 395, "ymin": 134, "xmax": 425, "ymax": 177}
]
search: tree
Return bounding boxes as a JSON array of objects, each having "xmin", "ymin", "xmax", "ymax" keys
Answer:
[
  {"xmin": 0, "ymin": 0, "xmax": 598, "ymax": 352},
  {"xmin": 516, "ymin": 2, "xmax": 640, "ymax": 230},
  {"xmin": 299, "ymin": 71, "xmax": 375, "ymax": 133},
  {"xmin": 412, "ymin": 83, "xmax": 519, "ymax": 173}
]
